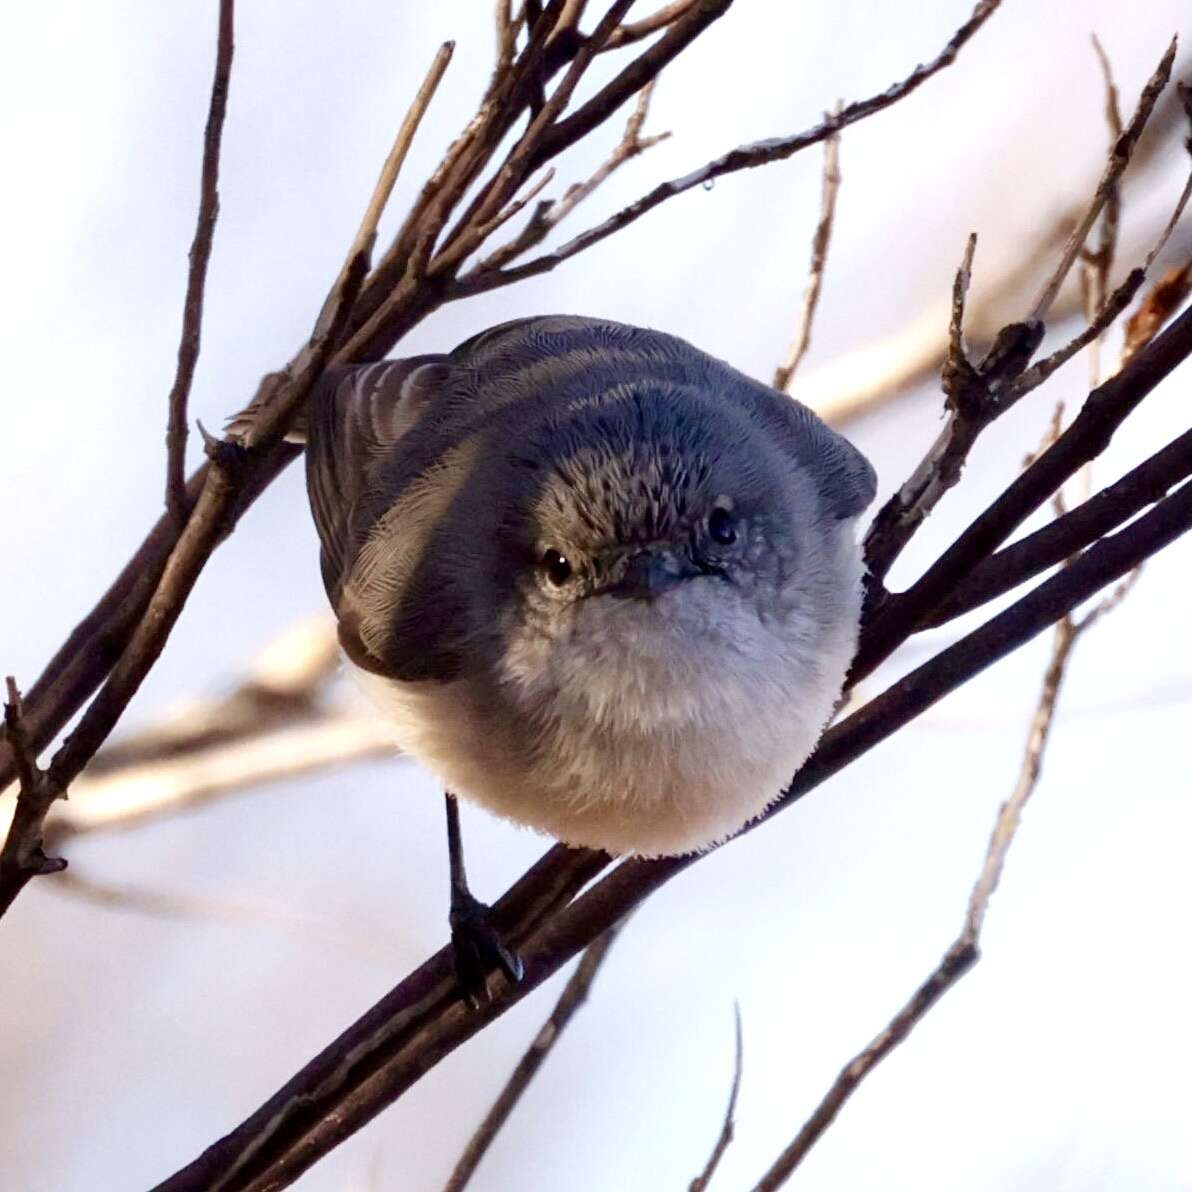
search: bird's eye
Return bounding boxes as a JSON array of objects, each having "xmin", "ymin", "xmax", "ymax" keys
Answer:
[
  {"xmin": 542, "ymin": 548, "xmax": 573, "ymax": 586},
  {"xmin": 708, "ymin": 506, "xmax": 737, "ymax": 546}
]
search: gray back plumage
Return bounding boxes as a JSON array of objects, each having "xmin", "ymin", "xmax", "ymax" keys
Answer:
[{"xmin": 304, "ymin": 316, "xmax": 876, "ymax": 682}]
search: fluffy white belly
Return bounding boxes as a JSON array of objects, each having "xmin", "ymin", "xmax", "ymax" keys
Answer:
[{"xmin": 347, "ymin": 551, "xmax": 861, "ymax": 856}]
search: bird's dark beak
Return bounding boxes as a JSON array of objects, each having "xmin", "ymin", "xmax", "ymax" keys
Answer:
[{"xmin": 605, "ymin": 550, "xmax": 700, "ymax": 601}]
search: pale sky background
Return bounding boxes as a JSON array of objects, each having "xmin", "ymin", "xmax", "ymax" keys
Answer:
[{"xmin": 2, "ymin": 2, "xmax": 1191, "ymax": 1190}]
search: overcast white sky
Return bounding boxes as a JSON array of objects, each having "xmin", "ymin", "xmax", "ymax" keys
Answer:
[{"xmin": 2, "ymin": 3, "xmax": 1191, "ymax": 1190}]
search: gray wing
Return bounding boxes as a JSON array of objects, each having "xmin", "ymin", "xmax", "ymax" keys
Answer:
[
  {"xmin": 746, "ymin": 386, "xmax": 877, "ymax": 522},
  {"xmin": 304, "ymin": 357, "xmax": 448, "ymax": 605}
]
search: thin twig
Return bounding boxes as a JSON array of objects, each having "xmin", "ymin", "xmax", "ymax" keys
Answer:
[
  {"xmin": 232, "ymin": 39, "xmax": 456, "ymax": 447},
  {"xmin": 453, "ymin": 0, "xmax": 1003, "ymax": 297},
  {"xmin": 861, "ymin": 233, "xmax": 1047, "ymax": 589},
  {"xmin": 856, "ymin": 149, "xmax": 1192, "ymax": 674},
  {"xmin": 493, "ymin": 0, "xmax": 517, "ymax": 84},
  {"xmin": 773, "ymin": 107, "xmax": 842, "ymax": 394},
  {"xmin": 480, "ymin": 79, "xmax": 670, "ymax": 271},
  {"xmin": 1081, "ymin": 33, "xmax": 1124, "ymax": 390},
  {"xmin": 545, "ymin": 79, "xmax": 671, "ymax": 225},
  {"xmin": 1028, "ymin": 37, "xmax": 1175, "ymax": 321},
  {"xmin": 164, "ymin": 0, "xmax": 235, "ymax": 523},
  {"xmin": 794, "ymin": 209, "xmax": 1086, "ymax": 424},
  {"xmin": 861, "ymin": 40, "xmax": 1178, "ymax": 592},
  {"xmin": 689, "ymin": 1004, "xmax": 744, "ymax": 1192},
  {"xmin": 443, "ymin": 924, "xmax": 625, "ymax": 1192},
  {"xmin": 754, "ymin": 585, "xmax": 1140, "ymax": 1187},
  {"xmin": 347, "ymin": 42, "xmax": 456, "ymax": 272}
]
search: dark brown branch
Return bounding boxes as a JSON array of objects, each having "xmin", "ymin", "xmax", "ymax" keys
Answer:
[
  {"xmin": 443, "ymin": 924, "xmax": 624, "ymax": 1192},
  {"xmin": 924, "ymin": 423, "xmax": 1192, "ymax": 625},
  {"xmin": 41, "ymin": 264, "xmax": 366, "ymax": 798},
  {"xmin": 451, "ymin": 0, "xmax": 1002, "ymax": 299},
  {"xmin": 854, "ymin": 299, "xmax": 1192, "ymax": 680},
  {"xmin": 355, "ymin": 0, "xmax": 570, "ymax": 286},
  {"xmin": 861, "ymin": 234, "xmax": 1042, "ymax": 587},
  {"xmin": 1005, "ymin": 265, "xmax": 1144, "ymax": 399},
  {"xmin": 0, "ymin": 447, "xmax": 298, "ymax": 801},
  {"xmin": 427, "ymin": 0, "xmax": 636, "ymax": 277},
  {"xmin": 0, "ymin": 241, "xmax": 368, "ymax": 919},
  {"xmin": 164, "ymin": 0, "xmax": 235, "ymax": 524},
  {"xmin": 153, "ymin": 844, "xmax": 614, "ymax": 1192},
  {"xmin": 0, "ymin": 679, "xmax": 67, "ymax": 915},
  {"xmin": 689, "ymin": 1004, "xmax": 744, "ymax": 1192},
  {"xmin": 531, "ymin": 0, "xmax": 732, "ymax": 167}
]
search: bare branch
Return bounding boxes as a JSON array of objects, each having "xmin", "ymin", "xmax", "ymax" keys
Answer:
[
  {"xmin": 453, "ymin": 0, "xmax": 1003, "ymax": 298},
  {"xmin": 855, "ymin": 301, "xmax": 1192, "ymax": 680},
  {"xmin": 603, "ymin": 1, "xmax": 701, "ymax": 51},
  {"xmin": 530, "ymin": 0, "xmax": 731, "ymax": 167},
  {"xmin": 689, "ymin": 1004, "xmax": 744, "ymax": 1192},
  {"xmin": 493, "ymin": 0, "xmax": 517, "ymax": 82},
  {"xmin": 1028, "ymin": 37, "xmax": 1175, "ymax": 321},
  {"xmin": 0, "ymin": 679, "xmax": 67, "ymax": 915},
  {"xmin": 0, "ymin": 36, "xmax": 467, "ymax": 896},
  {"xmin": 861, "ymin": 235, "xmax": 1045, "ymax": 588},
  {"xmin": 861, "ymin": 39, "xmax": 1180, "ymax": 591},
  {"xmin": 752, "ymin": 430, "xmax": 1147, "ymax": 1190},
  {"xmin": 773, "ymin": 108, "xmax": 842, "ymax": 394},
  {"xmin": 795, "ymin": 209, "xmax": 1080, "ymax": 425},
  {"xmin": 480, "ymin": 80, "xmax": 670, "ymax": 271},
  {"xmin": 750, "ymin": 936, "xmax": 974, "ymax": 1190},
  {"xmin": 348, "ymin": 41, "xmax": 456, "ymax": 271},
  {"xmin": 1007, "ymin": 264, "xmax": 1145, "ymax": 398},
  {"xmin": 922, "ymin": 421, "xmax": 1192, "ymax": 626},
  {"xmin": 444, "ymin": 924, "xmax": 624, "ymax": 1192},
  {"xmin": 164, "ymin": 0, "xmax": 235, "ymax": 523}
]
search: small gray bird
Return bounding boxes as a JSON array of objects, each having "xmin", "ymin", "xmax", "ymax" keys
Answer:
[{"xmin": 295, "ymin": 315, "xmax": 875, "ymax": 993}]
